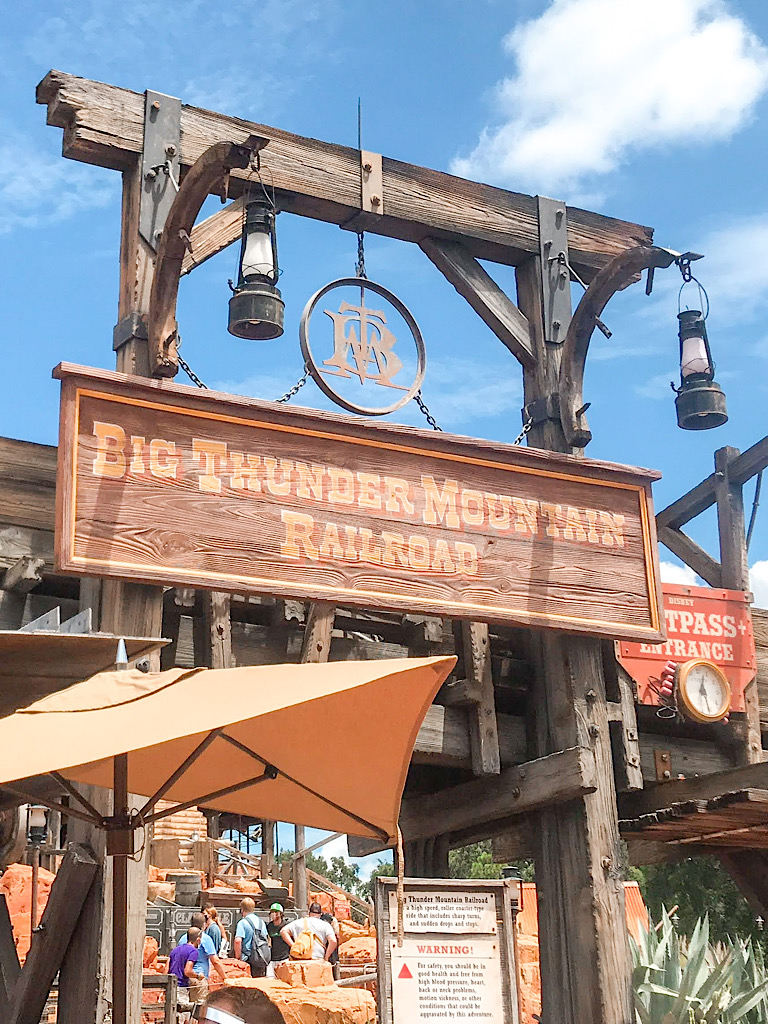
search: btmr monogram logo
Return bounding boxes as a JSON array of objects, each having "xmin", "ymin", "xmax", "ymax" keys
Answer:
[
  {"xmin": 300, "ymin": 277, "xmax": 426, "ymax": 416},
  {"xmin": 322, "ymin": 300, "xmax": 406, "ymax": 390}
]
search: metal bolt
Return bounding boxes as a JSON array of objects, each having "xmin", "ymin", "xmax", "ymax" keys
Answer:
[
  {"xmin": 660, "ymin": 753, "xmax": 669, "ymax": 761},
  {"xmin": 165, "ymin": 144, "xmax": 177, "ymax": 157},
  {"xmin": 363, "ymin": 162, "xmax": 372, "ymax": 172},
  {"xmin": 553, "ymin": 319, "xmax": 561, "ymax": 329},
  {"xmin": 585, "ymin": 689, "xmax": 597, "ymax": 701},
  {"xmin": 512, "ymin": 787, "xmax": 521, "ymax": 799},
  {"xmin": 145, "ymin": 168, "xmax": 158, "ymax": 181},
  {"xmin": 151, "ymin": 100, "xmax": 161, "ymax": 112},
  {"xmin": 663, "ymin": 769, "xmax": 671, "ymax": 779},
  {"xmin": 589, "ymin": 723, "xmax": 599, "ymax": 740},
  {"xmin": 601, "ymin": 856, "xmax": 611, "ymax": 871},
  {"xmin": 370, "ymin": 195, "xmax": 381, "ymax": 206}
]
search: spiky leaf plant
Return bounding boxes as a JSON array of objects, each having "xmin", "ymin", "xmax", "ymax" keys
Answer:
[{"xmin": 631, "ymin": 908, "xmax": 768, "ymax": 1023}]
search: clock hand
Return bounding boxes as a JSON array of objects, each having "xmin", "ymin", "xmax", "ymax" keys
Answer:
[{"xmin": 699, "ymin": 680, "xmax": 711, "ymax": 712}]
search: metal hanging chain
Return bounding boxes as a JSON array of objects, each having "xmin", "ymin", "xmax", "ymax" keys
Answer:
[
  {"xmin": 356, "ymin": 231, "xmax": 367, "ymax": 279},
  {"xmin": 277, "ymin": 366, "xmax": 311, "ymax": 403},
  {"xmin": 178, "ymin": 354, "xmax": 208, "ymax": 389},
  {"xmin": 553, "ymin": 252, "xmax": 612, "ymax": 339},
  {"xmin": 513, "ymin": 417, "xmax": 533, "ymax": 446},
  {"xmin": 413, "ymin": 390, "xmax": 442, "ymax": 431}
]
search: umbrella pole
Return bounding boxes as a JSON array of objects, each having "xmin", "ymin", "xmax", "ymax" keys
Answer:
[{"xmin": 112, "ymin": 753, "xmax": 129, "ymax": 1024}]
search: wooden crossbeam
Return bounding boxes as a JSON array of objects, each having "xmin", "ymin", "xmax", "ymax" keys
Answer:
[
  {"xmin": 399, "ymin": 746, "xmax": 596, "ymax": 842},
  {"xmin": 419, "ymin": 237, "xmax": 535, "ymax": 366},
  {"xmin": 656, "ymin": 525, "xmax": 722, "ymax": 587},
  {"xmin": 36, "ymin": 70, "xmax": 653, "ymax": 277},
  {"xmin": 656, "ymin": 435, "xmax": 768, "ymax": 530},
  {"xmin": 620, "ymin": 761, "xmax": 768, "ymax": 818},
  {"xmin": 8, "ymin": 843, "xmax": 97, "ymax": 1024},
  {"xmin": 182, "ymin": 197, "xmax": 244, "ymax": 276}
]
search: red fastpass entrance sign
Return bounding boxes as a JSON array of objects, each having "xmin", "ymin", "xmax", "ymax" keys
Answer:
[{"xmin": 617, "ymin": 583, "xmax": 756, "ymax": 712}]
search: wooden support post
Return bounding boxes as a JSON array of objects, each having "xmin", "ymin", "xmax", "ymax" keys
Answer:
[
  {"xmin": 195, "ymin": 592, "xmax": 234, "ymax": 669},
  {"xmin": 8, "ymin": 844, "xmax": 97, "ymax": 1024},
  {"xmin": 715, "ymin": 446, "xmax": 762, "ymax": 765},
  {"xmin": 262, "ymin": 819, "xmax": 276, "ymax": 878},
  {"xmin": 293, "ymin": 602, "xmax": 335, "ymax": 907},
  {"xmin": 516, "ymin": 254, "xmax": 632, "ymax": 1024},
  {"xmin": 113, "ymin": 754, "xmax": 129, "ymax": 1024},
  {"xmin": 460, "ymin": 621, "xmax": 501, "ymax": 776},
  {"xmin": 0, "ymin": 894, "xmax": 20, "ymax": 1019}
]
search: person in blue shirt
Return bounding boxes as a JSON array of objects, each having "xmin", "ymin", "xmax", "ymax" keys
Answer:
[
  {"xmin": 178, "ymin": 912, "xmax": 226, "ymax": 989},
  {"xmin": 233, "ymin": 897, "xmax": 269, "ymax": 977}
]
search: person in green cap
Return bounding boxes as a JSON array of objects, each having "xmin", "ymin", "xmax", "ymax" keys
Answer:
[{"xmin": 266, "ymin": 903, "xmax": 290, "ymax": 977}]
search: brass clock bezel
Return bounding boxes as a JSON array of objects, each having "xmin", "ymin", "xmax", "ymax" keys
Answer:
[{"xmin": 676, "ymin": 659, "xmax": 731, "ymax": 723}]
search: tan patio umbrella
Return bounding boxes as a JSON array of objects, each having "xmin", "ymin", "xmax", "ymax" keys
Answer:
[{"xmin": 0, "ymin": 654, "xmax": 454, "ymax": 1024}]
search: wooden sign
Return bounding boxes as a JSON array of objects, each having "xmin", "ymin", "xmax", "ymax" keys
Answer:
[
  {"xmin": 375, "ymin": 878, "xmax": 520, "ymax": 1024},
  {"xmin": 54, "ymin": 364, "xmax": 663, "ymax": 642},
  {"xmin": 618, "ymin": 583, "xmax": 756, "ymax": 711}
]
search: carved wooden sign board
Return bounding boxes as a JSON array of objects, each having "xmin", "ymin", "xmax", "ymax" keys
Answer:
[{"xmin": 54, "ymin": 364, "xmax": 663, "ymax": 642}]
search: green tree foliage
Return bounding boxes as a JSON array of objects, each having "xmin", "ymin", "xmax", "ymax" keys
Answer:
[{"xmin": 637, "ymin": 856, "xmax": 765, "ymax": 948}]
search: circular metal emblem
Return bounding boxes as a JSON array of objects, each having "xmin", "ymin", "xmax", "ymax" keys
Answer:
[{"xmin": 299, "ymin": 277, "xmax": 426, "ymax": 416}]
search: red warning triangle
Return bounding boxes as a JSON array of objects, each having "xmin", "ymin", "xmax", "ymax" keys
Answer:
[{"xmin": 398, "ymin": 964, "xmax": 413, "ymax": 980}]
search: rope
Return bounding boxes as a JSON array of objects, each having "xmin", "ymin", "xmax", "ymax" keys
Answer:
[{"xmin": 396, "ymin": 826, "xmax": 405, "ymax": 947}]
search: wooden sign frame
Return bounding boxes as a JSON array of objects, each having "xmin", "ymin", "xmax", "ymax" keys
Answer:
[
  {"xmin": 54, "ymin": 363, "xmax": 663, "ymax": 642},
  {"xmin": 374, "ymin": 877, "xmax": 521, "ymax": 1024}
]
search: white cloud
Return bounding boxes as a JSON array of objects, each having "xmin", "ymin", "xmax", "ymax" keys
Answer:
[
  {"xmin": 451, "ymin": 0, "xmax": 768, "ymax": 195},
  {"xmin": 0, "ymin": 134, "xmax": 115, "ymax": 236},
  {"xmin": 636, "ymin": 370, "xmax": 678, "ymax": 401},
  {"xmin": 751, "ymin": 561, "xmax": 768, "ymax": 608},
  {"xmin": 660, "ymin": 560, "xmax": 699, "ymax": 585}
]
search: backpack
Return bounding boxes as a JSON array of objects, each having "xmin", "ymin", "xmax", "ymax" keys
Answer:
[
  {"xmin": 289, "ymin": 918, "xmax": 315, "ymax": 960},
  {"xmin": 245, "ymin": 914, "xmax": 271, "ymax": 976}
]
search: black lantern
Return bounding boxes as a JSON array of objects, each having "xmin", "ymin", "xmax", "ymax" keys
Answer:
[
  {"xmin": 674, "ymin": 308, "xmax": 728, "ymax": 430},
  {"xmin": 228, "ymin": 195, "xmax": 284, "ymax": 341}
]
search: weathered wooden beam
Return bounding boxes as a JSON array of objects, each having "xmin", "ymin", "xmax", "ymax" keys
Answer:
[
  {"xmin": 8, "ymin": 844, "xmax": 97, "ymax": 1024},
  {"xmin": 657, "ymin": 525, "xmax": 722, "ymax": 587},
  {"xmin": 620, "ymin": 760, "xmax": 768, "ymax": 818},
  {"xmin": 461, "ymin": 621, "xmax": 501, "ymax": 776},
  {"xmin": 194, "ymin": 592, "xmax": 233, "ymax": 669},
  {"xmin": 36, "ymin": 70, "xmax": 653, "ymax": 276},
  {"xmin": 1, "ymin": 555, "xmax": 44, "ymax": 593},
  {"xmin": 399, "ymin": 746, "xmax": 596, "ymax": 843},
  {"xmin": 0, "ymin": 894, "xmax": 20, "ymax": 1020},
  {"xmin": 608, "ymin": 663, "xmax": 644, "ymax": 792},
  {"xmin": 412, "ymin": 705, "xmax": 526, "ymax": 767},
  {"xmin": 182, "ymin": 196, "xmax": 244, "ymax": 275},
  {"xmin": 718, "ymin": 850, "xmax": 768, "ymax": 919},
  {"xmin": 419, "ymin": 237, "xmax": 535, "ymax": 366},
  {"xmin": 716, "ymin": 446, "xmax": 763, "ymax": 765}
]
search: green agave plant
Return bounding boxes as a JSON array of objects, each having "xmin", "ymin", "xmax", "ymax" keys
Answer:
[{"xmin": 631, "ymin": 908, "xmax": 768, "ymax": 1023}]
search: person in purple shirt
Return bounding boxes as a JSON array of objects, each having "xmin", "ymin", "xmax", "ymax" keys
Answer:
[{"xmin": 169, "ymin": 926, "xmax": 203, "ymax": 1004}]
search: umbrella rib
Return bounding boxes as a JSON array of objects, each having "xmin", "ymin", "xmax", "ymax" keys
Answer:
[
  {"xmin": 219, "ymin": 733, "xmax": 390, "ymax": 842},
  {"xmin": 49, "ymin": 771, "xmax": 105, "ymax": 821},
  {"xmin": 141, "ymin": 769, "xmax": 276, "ymax": 825},
  {"xmin": 0, "ymin": 784, "xmax": 102, "ymax": 827},
  {"xmin": 138, "ymin": 728, "xmax": 224, "ymax": 819}
]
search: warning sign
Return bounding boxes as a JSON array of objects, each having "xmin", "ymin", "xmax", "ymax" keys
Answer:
[
  {"xmin": 388, "ymin": 891, "xmax": 497, "ymax": 934},
  {"xmin": 375, "ymin": 879, "xmax": 518, "ymax": 1024},
  {"xmin": 391, "ymin": 937, "xmax": 503, "ymax": 1021}
]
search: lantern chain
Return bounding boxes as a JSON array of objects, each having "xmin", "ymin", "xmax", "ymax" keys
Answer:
[
  {"xmin": 513, "ymin": 417, "xmax": 533, "ymax": 446},
  {"xmin": 178, "ymin": 354, "xmax": 208, "ymax": 389},
  {"xmin": 356, "ymin": 231, "xmax": 367, "ymax": 280},
  {"xmin": 413, "ymin": 391, "xmax": 442, "ymax": 431},
  {"xmin": 276, "ymin": 366, "xmax": 311, "ymax": 403}
]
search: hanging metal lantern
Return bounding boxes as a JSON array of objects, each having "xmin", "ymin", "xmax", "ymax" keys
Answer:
[
  {"xmin": 228, "ymin": 195, "xmax": 284, "ymax": 341},
  {"xmin": 674, "ymin": 308, "xmax": 728, "ymax": 430}
]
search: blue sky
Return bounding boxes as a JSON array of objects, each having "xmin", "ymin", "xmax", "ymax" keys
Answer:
[{"xmin": 3, "ymin": 0, "xmax": 768, "ymax": 875}]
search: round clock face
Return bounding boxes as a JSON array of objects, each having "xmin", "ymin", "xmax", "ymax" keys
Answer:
[{"xmin": 677, "ymin": 660, "xmax": 731, "ymax": 723}]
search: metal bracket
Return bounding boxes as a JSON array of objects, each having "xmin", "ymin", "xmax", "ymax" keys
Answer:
[
  {"xmin": 361, "ymin": 150, "xmax": 383, "ymax": 215},
  {"xmin": 113, "ymin": 312, "xmax": 148, "ymax": 352},
  {"xmin": 654, "ymin": 748, "xmax": 672, "ymax": 781},
  {"xmin": 522, "ymin": 393, "xmax": 561, "ymax": 427},
  {"xmin": 140, "ymin": 90, "xmax": 182, "ymax": 249},
  {"xmin": 537, "ymin": 196, "xmax": 571, "ymax": 344}
]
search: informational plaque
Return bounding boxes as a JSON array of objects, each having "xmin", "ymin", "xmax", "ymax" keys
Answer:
[
  {"xmin": 54, "ymin": 363, "xmax": 663, "ymax": 641},
  {"xmin": 376, "ymin": 878, "xmax": 520, "ymax": 1024}
]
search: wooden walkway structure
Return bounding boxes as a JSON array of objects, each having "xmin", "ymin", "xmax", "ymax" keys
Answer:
[{"xmin": 1, "ymin": 67, "xmax": 768, "ymax": 1024}]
